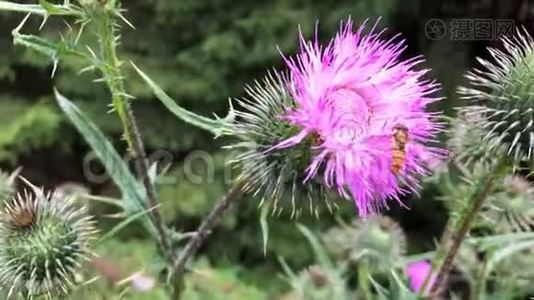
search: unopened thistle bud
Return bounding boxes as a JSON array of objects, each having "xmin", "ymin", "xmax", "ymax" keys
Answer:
[
  {"xmin": 322, "ymin": 216, "xmax": 406, "ymax": 271},
  {"xmin": 459, "ymin": 29, "xmax": 534, "ymax": 167},
  {"xmin": 290, "ymin": 265, "xmax": 349, "ymax": 300},
  {"xmin": 448, "ymin": 112, "xmax": 505, "ymax": 168},
  {"xmin": 0, "ymin": 189, "xmax": 96, "ymax": 298}
]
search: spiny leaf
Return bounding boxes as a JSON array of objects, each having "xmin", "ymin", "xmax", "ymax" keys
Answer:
[
  {"xmin": 54, "ymin": 89, "xmax": 156, "ymax": 234},
  {"xmin": 131, "ymin": 62, "xmax": 231, "ymax": 136},
  {"xmin": 97, "ymin": 205, "xmax": 158, "ymax": 244},
  {"xmin": 0, "ymin": 0, "xmax": 81, "ymax": 16},
  {"xmin": 484, "ymin": 238, "xmax": 534, "ymax": 278}
]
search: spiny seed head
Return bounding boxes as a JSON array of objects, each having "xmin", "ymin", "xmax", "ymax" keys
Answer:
[
  {"xmin": 322, "ymin": 216, "xmax": 406, "ymax": 271},
  {"xmin": 227, "ymin": 71, "xmax": 338, "ymax": 218},
  {"xmin": 459, "ymin": 28, "xmax": 534, "ymax": 167},
  {"xmin": 0, "ymin": 189, "xmax": 97, "ymax": 299}
]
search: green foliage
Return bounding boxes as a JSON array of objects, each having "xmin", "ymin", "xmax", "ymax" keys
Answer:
[{"xmin": 0, "ymin": 97, "xmax": 62, "ymax": 162}]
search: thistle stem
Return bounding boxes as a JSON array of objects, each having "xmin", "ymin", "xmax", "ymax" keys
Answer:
[
  {"xmin": 471, "ymin": 259, "xmax": 488, "ymax": 300},
  {"xmin": 417, "ymin": 218, "xmax": 454, "ymax": 297},
  {"xmin": 170, "ymin": 182, "xmax": 244, "ymax": 298},
  {"xmin": 95, "ymin": 4, "xmax": 174, "ymax": 263},
  {"xmin": 358, "ymin": 262, "xmax": 373, "ymax": 300},
  {"xmin": 428, "ymin": 159, "xmax": 508, "ymax": 297}
]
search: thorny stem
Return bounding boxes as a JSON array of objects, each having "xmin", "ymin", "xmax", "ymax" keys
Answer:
[
  {"xmin": 417, "ymin": 218, "xmax": 454, "ymax": 297},
  {"xmin": 95, "ymin": 4, "xmax": 174, "ymax": 264},
  {"xmin": 170, "ymin": 182, "xmax": 244, "ymax": 298},
  {"xmin": 427, "ymin": 159, "xmax": 508, "ymax": 298}
]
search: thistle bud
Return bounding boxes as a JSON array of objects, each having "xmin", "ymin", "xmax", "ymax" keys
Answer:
[
  {"xmin": 322, "ymin": 216, "xmax": 406, "ymax": 271},
  {"xmin": 459, "ymin": 29, "xmax": 534, "ymax": 167},
  {"xmin": 0, "ymin": 189, "xmax": 96, "ymax": 298},
  {"xmin": 289, "ymin": 265, "xmax": 350, "ymax": 300}
]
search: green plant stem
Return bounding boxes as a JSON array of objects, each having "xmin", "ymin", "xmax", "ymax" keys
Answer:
[
  {"xmin": 95, "ymin": 4, "xmax": 174, "ymax": 264},
  {"xmin": 358, "ymin": 263, "xmax": 373, "ymax": 300},
  {"xmin": 170, "ymin": 182, "xmax": 244, "ymax": 299},
  {"xmin": 427, "ymin": 159, "xmax": 508, "ymax": 297},
  {"xmin": 418, "ymin": 218, "xmax": 454, "ymax": 297},
  {"xmin": 471, "ymin": 259, "xmax": 487, "ymax": 300}
]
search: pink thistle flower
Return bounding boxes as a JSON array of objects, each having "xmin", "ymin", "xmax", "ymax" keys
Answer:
[
  {"xmin": 276, "ymin": 18, "xmax": 445, "ymax": 217},
  {"xmin": 405, "ymin": 260, "xmax": 437, "ymax": 295}
]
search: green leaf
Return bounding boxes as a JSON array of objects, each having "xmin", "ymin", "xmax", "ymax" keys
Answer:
[
  {"xmin": 54, "ymin": 89, "xmax": 156, "ymax": 234},
  {"xmin": 131, "ymin": 62, "xmax": 231, "ymax": 136},
  {"xmin": 468, "ymin": 232, "xmax": 534, "ymax": 250},
  {"xmin": 389, "ymin": 270, "xmax": 418, "ymax": 300},
  {"xmin": 277, "ymin": 256, "xmax": 298, "ymax": 282},
  {"xmin": 296, "ymin": 224, "xmax": 334, "ymax": 269},
  {"xmin": 97, "ymin": 206, "xmax": 157, "ymax": 244},
  {"xmin": 11, "ymin": 14, "xmax": 87, "ymax": 77},
  {"xmin": 484, "ymin": 238, "xmax": 534, "ymax": 277},
  {"xmin": 0, "ymin": 1, "xmax": 48, "ymax": 15},
  {"xmin": 39, "ymin": 0, "xmax": 65, "ymax": 15},
  {"xmin": 0, "ymin": 0, "xmax": 81, "ymax": 16}
]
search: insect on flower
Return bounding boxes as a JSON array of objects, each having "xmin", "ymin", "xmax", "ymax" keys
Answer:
[{"xmin": 391, "ymin": 124, "xmax": 409, "ymax": 174}]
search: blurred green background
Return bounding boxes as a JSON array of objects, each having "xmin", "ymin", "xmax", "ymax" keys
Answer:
[{"xmin": 0, "ymin": 0, "xmax": 532, "ymax": 298}]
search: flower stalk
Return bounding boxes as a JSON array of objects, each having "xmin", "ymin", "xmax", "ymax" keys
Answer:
[
  {"xmin": 94, "ymin": 3, "xmax": 174, "ymax": 264},
  {"xmin": 425, "ymin": 159, "xmax": 509, "ymax": 297},
  {"xmin": 170, "ymin": 181, "xmax": 244, "ymax": 298}
]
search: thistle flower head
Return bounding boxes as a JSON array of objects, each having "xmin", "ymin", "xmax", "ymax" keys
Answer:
[
  {"xmin": 459, "ymin": 29, "xmax": 534, "ymax": 167},
  {"xmin": 275, "ymin": 18, "xmax": 444, "ymax": 217},
  {"xmin": 0, "ymin": 188, "xmax": 96, "ymax": 298}
]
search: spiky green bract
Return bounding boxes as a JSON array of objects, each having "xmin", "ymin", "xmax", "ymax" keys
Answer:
[
  {"xmin": 0, "ymin": 189, "xmax": 96, "ymax": 299},
  {"xmin": 322, "ymin": 217, "xmax": 406, "ymax": 272},
  {"xmin": 227, "ymin": 72, "xmax": 337, "ymax": 217},
  {"xmin": 459, "ymin": 29, "xmax": 534, "ymax": 167}
]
